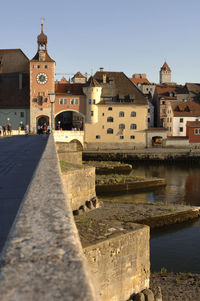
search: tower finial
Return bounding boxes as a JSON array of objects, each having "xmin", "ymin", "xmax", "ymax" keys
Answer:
[{"xmin": 40, "ymin": 17, "xmax": 45, "ymax": 32}]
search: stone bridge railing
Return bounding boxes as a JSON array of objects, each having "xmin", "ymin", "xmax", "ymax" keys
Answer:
[
  {"xmin": 0, "ymin": 135, "xmax": 98, "ymax": 301},
  {"xmin": 53, "ymin": 130, "xmax": 84, "ymax": 145}
]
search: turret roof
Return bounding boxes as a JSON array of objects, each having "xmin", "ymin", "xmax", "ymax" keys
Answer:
[
  {"xmin": 161, "ymin": 62, "xmax": 171, "ymax": 72},
  {"xmin": 86, "ymin": 76, "xmax": 100, "ymax": 87}
]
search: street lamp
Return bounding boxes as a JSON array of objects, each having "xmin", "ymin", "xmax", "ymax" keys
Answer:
[{"xmin": 48, "ymin": 93, "xmax": 55, "ymax": 132}]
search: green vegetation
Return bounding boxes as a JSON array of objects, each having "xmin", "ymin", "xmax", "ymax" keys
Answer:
[
  {"xmin": 60, "ymin": 160, "xmax": 83, "ymax": 172},
  {"xmin": 160, "ymin": 267, "xmax": 167, "ymax": 274},
  {"xmin": 96, "ymin": 174, "xmax": 145, "ymax": 185}
]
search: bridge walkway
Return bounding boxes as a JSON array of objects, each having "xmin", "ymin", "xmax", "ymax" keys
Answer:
[{"xmin": 0, "ymin": 135, "xmax": 48, "ymax": 253}]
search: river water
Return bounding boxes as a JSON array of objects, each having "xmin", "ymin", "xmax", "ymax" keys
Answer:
[{"xmin": 100, "ymin": 162, "xmax": 200, "ymax": 273}]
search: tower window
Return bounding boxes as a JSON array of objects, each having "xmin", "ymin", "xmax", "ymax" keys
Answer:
[
  {"xmin": 91, "ymin": 111, "xmax": 94, "ymax": 116},
  {"xmin": 179, "ymin": 127, "xmax": 183, "ymax": 132},
  {"xmin": 93, "ymin": 99, "xmax": 96, "ymax": 104},
  {"xmin": 89, "ymin": 99, "xmax": 91, "ymax": 104},
  {"xmin": 59, "ymin": 99, "xmax": 63, "ymax": 105},
  {"xmin": 37, "ymin": 65, "xmax": 40, "ymax": 69},
  {"xmin": 180, "ymin": 118, "xmax": 183, "ymax": 123},
  {"xmin": 44, "ymin": 65, "xmax": 49, "ymax": 69}
]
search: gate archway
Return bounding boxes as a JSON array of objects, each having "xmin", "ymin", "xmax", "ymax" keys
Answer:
[
  {"xmin": 37, "ymin": 115, "xmax": 49, "ymax": 127},
  {"xmin": 55, "ymin": 110, "xmax": 85, "ymax": 131}
]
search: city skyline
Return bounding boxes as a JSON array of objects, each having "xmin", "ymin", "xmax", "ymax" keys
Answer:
[{"xmin": 2, "ymin": 0, "xmax": 200, "ymax": 84}]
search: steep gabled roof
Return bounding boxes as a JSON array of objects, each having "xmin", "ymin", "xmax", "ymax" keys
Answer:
[
  {"xmin": 185, "ymin": 83, "xmax": 200, "ymax": 103},
  {"xmin": 0, "ymin": 49, "xmax": 29, "ymax": 60},
  {"xmin": 73, "ymin": 72, "xmax": 85, "ymax": 79},
  {"xmin": 93, "ymin": 71, "xmax": 147, "ymax": 105}
]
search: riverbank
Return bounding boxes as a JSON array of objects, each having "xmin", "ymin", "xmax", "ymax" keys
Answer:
[
  {"xmin": 83, "ymin": 148, "xmax": 200, "ymax": 163},
  {"xmin": 150, "ymin": 272, "xmax": 200, "ymax": 301}
]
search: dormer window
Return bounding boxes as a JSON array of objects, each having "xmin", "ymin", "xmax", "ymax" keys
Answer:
[
  {"xmin": 184, "ymin": 106, "xmax": 190, "ymax": 112},
  {"xmin": 174, "ymin": 106, "xmax": 180, "ymax": 112}
]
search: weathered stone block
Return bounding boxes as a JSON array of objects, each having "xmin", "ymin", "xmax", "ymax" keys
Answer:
[{"xmin": 142, "ymin": 288, "xmax": 154, "ymax": 301}]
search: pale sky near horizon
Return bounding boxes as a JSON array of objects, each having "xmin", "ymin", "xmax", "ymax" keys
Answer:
[{"xmin": 2, "ymin": 0, "xmax": 200, "ymax": 84}]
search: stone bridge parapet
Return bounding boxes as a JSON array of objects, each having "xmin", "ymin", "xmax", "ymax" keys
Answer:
[{"xmin": 0, "ymin": 135, "xmax": 98, "ymax": 301}]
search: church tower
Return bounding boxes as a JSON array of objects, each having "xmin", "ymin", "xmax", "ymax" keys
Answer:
[
  {"xmin": 30, "ymin": 18, "xmax": 55, "ymax": 132},
  {"xmin": 160, "ymin": 61, "xmax": 171, "ymax": 84}
]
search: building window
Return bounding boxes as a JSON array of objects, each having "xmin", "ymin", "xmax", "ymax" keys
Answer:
[
  {"xmin": 180, "ymin": 118, "xmax": 183, "ymax": 123},
  {"xmin": 130, "ymin": 135, "xmax": 135, "ymax": 139},
  {"xmin": 179, "ymin": 127, "xmax": 183, "ymax": 132},
  {"xmin": 102, "ymin": 125, "xmax": 104, "ymax": 129},
  {"xmin": 148, "ymin": 117, "xmax": 150, "ymax": 123},
  {"xmin": 89, "ymin": 99, "xmax": 91, "ymax": 104},
  {"xmin": 64, "ymin": 99, "xmax": 67, "ymax": 104},
  {"xmin": 131, "ymin": 111, "xmax": 136, "ymax": 117},
  {"xmin": 119, "ymin": 123, "xmax": 125, "ymax": 129},
  {"xmin": 44, "ymin": 65, "xmax": 49, "ymax": 69},
  {"xmin": 96, "ymin": 135, "xmax": 101, "ymax": 139},
  {"xmin": 93, "ymin": 99, "xmax": 96, "ymax": 104},
  {"xmin": 120, "ymin": 136, "xmax": 124, "ymax": 139},
  {"xmin": 75, "ymin": 99, "xmax": 79, "ymax": 104},
  {"xmin": 162, "ymin": 100, "xmax": 165, "ymax": 104},
  {"xmin": 102, "ymin": 113, "xmax": 104, "ymax": 116},
  {"xmin": 108, "ymin": 107, "xmax": 112, "ymax": 111},
  {"xmin": 70, "ymin": 99, "xmax": 75, "ymax": 104},
  {"xmin": 107, "ymin": 117, "xmax": 114, "ymax": 122},
  {"xmin": 59, "ymin": 99, "xmax": 63, "ymax": 104},
  {"xmin": 91, "ymin": 111, "xmax": 94, "ymax": 116},
  {"xmin": 119, "ymin": 111, "xmax": 124, "ymax": 117},
  {"xmin": 14, "ymin": 112, "xmax": 17, "ymax": 115},
  {"xmin": 148, "ymin": 109, "xmax": 150, "ymax": 113},
  {"xmin": 130, "ymin": 124, "xmax": 137, "ymax": 130},
  {"xmin": 107, "ymin": 128, "xmax": 113, "ymax": 134},
  {"xmin": 194, "ymin": 129, "xmax": 200, "ymax": 135},
  {"xmin": 37, "ymin": 65, "xmax": 40, "ymax": 68},
  {"xmin": 20, "ymin": 112, "xmax": 24, "ymax": 118}
]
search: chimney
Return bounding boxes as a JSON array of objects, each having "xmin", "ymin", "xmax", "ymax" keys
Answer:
[
  {"xmin": 84, "ymin": 72, "xmax": 88, "ymax": 79},
  {"xmin": 103, "ymin": 74, "xmax": 106, "ymax": 84},
  {"xmin": 100, "ymin": 67, "xmax": 104, "ymax": 72}
]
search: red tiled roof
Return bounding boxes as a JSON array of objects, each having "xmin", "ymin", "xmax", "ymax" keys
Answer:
[
  {"xmin": 156, "ymin": 84, "xmax": 185, "ymax": 97},
  {"xmin": 161, "ymin": 62, "xmax": 171, "ymax": 71},
  {"xmin": 171, "ymin": 101, "xmax": 200, "ymax": 117},
  {"xmin": 129, "ymin": 77, "xmax": 150, "ymax": 85},
  {"xmin": 55, "ymin": 82, "xmax": 84, "ymax": 95},
  {"xmin": 0, "ymin": 49, "xmax": 28, "ymax": 60}
]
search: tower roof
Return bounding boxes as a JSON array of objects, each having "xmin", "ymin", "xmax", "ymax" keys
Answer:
[
  {"xmin": 161, "ymin": 61, "xmax": 171, "ymax": 72},
  {"xmin": 37, "ymin": 18, "xmax": 47, "ymax": 50}
]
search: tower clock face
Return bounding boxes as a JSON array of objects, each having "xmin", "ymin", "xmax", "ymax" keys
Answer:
[{"xmin": 37, "ymin": 73, "xmax": 48, "ymax": 84}]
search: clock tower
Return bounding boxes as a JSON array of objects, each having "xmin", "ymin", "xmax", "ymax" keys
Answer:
[{"xmin": 30, "ymin": 18, "xmax": 55, "ymax": 132}]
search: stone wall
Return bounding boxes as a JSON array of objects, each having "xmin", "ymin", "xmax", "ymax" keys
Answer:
[
  {"xmin": 84, "ymin": 142, "xmax": 145, "ymax": 150},
  {"xmin": 0, "ymin": 135, "xmax": 98, "ymax": 301},
  {"xmin": 62, "ymin": 166, "xmax": 96, "ymax": 211},
  {"xmin": 84, "ymin": 224, "xmax": 150, "ymax": 301}
]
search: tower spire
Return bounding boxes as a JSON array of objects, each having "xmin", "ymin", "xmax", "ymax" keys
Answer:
[{"xmin": 37, "ymin": 17, "xmax": 47, "ymax": 50}]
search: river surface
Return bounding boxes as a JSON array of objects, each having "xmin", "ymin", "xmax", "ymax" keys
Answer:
[{"xmin": 100, "ymin": 162, "xmax": 200, "ymax": 273}]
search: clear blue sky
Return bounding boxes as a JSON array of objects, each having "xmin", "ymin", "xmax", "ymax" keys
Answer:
[{"xmin": 2, "ymin": 0, "xmax": 200, "ymax": 84}]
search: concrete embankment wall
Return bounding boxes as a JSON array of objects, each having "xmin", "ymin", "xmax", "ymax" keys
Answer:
[
  {"xmin": 0, "ymin": 135, "xmax": 98, "ymax": 301},
  {"xmin": 84, "ymin": 224, "xmax": 150, "ymax": 301}
]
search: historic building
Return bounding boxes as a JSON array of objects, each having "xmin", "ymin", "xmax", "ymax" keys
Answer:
[
  {"xmin": 166, "ymin": 101, "xmax": 200, "ymax": 136},
  {"xmin": 0, "ymin": 21, "xmax": 150, "ymax": 148}
]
